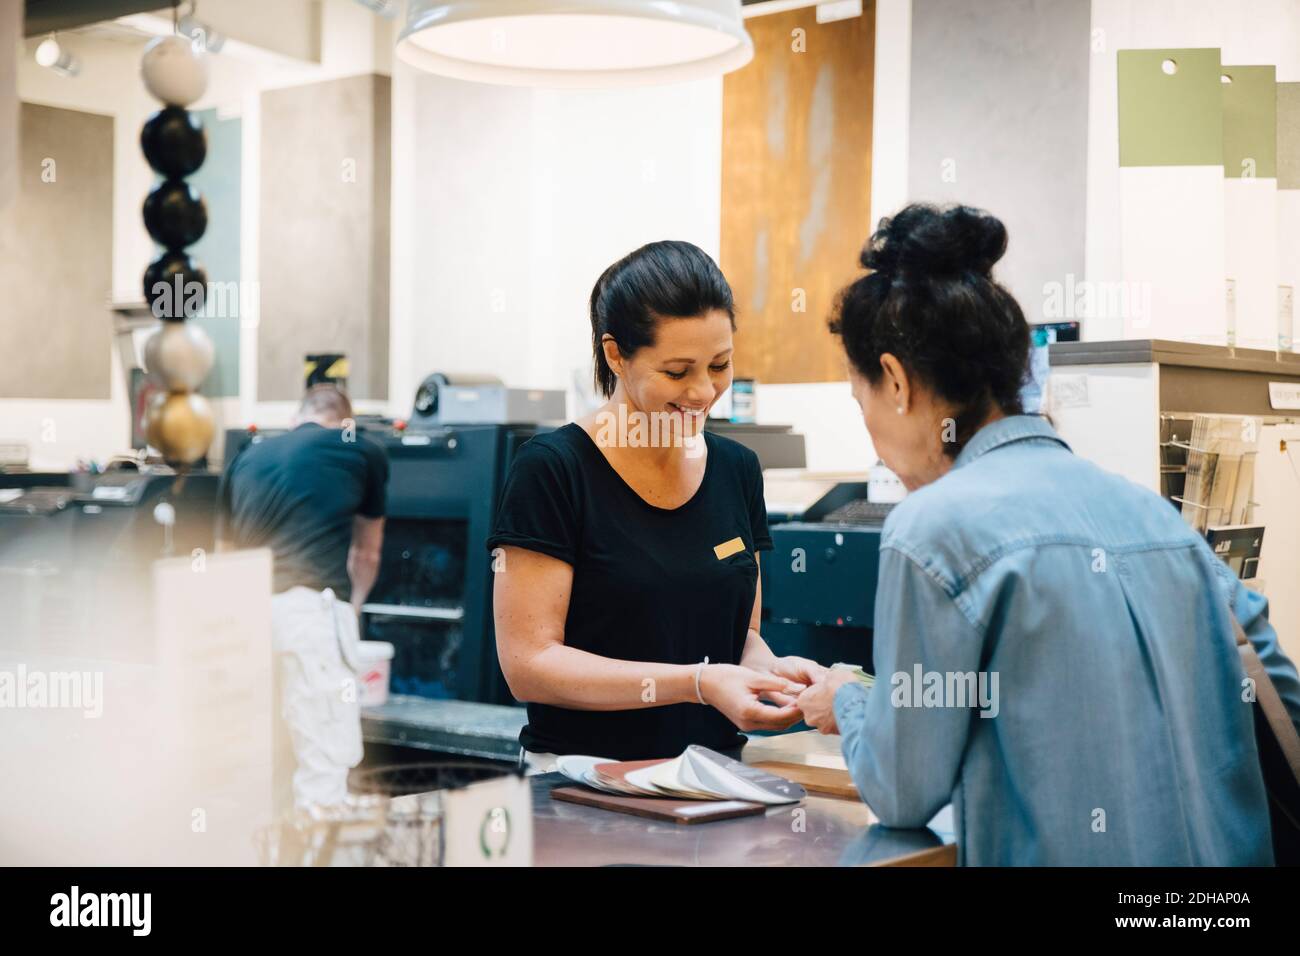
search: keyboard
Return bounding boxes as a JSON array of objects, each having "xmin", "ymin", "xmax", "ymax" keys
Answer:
[{"xmin": 822, "ymin": 498, "xmax": 896, "ymax": 525}]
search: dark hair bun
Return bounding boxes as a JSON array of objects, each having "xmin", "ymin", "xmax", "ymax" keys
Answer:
[
  {"xmin": 862, "ymin": 203, "xmax": 1007, "ymax": 278},
  {"xmin": 829, "ymin": 202, "xmax": 1030, "ymax": 458}
]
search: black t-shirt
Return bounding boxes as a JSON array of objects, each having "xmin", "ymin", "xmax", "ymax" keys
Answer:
[
  {"xmin": 217, "ymin": 423, "xmax": 389, "ymax": 600},
  {"xmin": 486, "ymin": 423, "xmax": 773, "ymax": 760}
]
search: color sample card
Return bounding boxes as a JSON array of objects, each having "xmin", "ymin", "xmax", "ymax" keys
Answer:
[
  {"xmin": 1118, "ymin": 165, "xmax": 1227, "ymax": 343},
  {"xmin": 1222, "ymin": 65, "xmax": 1277, "ymax": 180},
  {"xmin": 1277, "ymin": 84, "xmax": 1300, "ymax": 345},
  {"xmin": 1222, "ymin": 66, "xmax": 1279, "ymax": 347},
  {"xmin": 1118, "ymin": 48, "xmax": 1223, "ymax": 168},
  {"xmin": 1279, "ymin": 83, "xmax": 1300, "ymax": 191},
  {"xmin": 1224, "ymin": 177, "xmax": 1278, "ymax": 349}
]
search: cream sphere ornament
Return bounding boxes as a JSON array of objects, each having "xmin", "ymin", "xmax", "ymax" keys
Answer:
[
  {"xmin": 145, "ymin": 391, "xmax": 216, "ymax": 465},
  {"xmin": 141, "ymin": 35, "xmax": 209, "ymax": 107},
  {"xmin": 144, "ymin": 321, "xmax": 215, "ymax": 391}
]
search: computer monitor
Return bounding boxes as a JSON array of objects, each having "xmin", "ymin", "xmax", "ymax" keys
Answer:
[{"xmin": 1022, "ymin": 321, "xmax": 1081, "ymax": 414}]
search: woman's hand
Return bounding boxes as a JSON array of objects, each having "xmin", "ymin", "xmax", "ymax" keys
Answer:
[
  {"xmin": 768, "ymin": 655, "xmax": 829, "ymax": 688},
  {"xmin": 700, "ymin": 664, "xmax": 805, "ymax": 732},
  {"xmin": 796, "ymin": 669, "xmax": 857, "ymax": 735}
]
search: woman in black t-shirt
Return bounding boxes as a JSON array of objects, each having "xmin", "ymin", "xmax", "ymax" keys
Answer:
[{"xmin": 487, "ymin": 241, "xmax": 828, "ymax": 764}]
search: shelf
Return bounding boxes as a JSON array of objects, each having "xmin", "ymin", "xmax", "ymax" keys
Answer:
[{"xmin": 360, "ymin": 603, "xmax": 464, "ymax": 622}]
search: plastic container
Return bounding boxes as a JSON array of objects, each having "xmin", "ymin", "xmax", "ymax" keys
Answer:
[{"xmin": 355, "ymin": 641, "xmax": 395, "ymax": 707}]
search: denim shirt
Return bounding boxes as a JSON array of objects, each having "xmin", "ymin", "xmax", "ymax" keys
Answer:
[{"xmin": 832, "ymin": 415, "xmax": 1300, "ymax": 866}]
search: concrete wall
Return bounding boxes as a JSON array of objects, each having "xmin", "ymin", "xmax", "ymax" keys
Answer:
[
  {"xmin": 907, "ymin": 0, "xmax": 1092, "ymax": 323},
  {"xmin": 388, "ymin": 65, "xmax": 724, "ymax": 420},
  {"xmin": 0, "ymin": 103, "xmax": 114, "ymax": 401},
  {"xmin": 258, "ymin": 73, "xmax": 390, "ymax": 402}
]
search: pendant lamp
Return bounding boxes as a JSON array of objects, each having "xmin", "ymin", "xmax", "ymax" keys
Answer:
[{"xmin": 396, "ymin": 0, "xmax": 754, "ymax": 87}]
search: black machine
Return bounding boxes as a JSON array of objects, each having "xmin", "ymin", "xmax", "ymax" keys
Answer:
[
  {"xmin": 760, "ymin": 482, "xmax": 891, "ymax": 672},
  {"xmin": 358, "ymin": 422, "xmax": 547, "ymax": 705}
]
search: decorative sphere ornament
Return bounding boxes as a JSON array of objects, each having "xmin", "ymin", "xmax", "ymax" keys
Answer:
[
  {"xmin": 145, "ymin": 391, "xmax": 215, "ymax": 465},
  {"xmin": 140, "ymin": 107, "xmax": 207, "ymax": 178},
  {"xmin": 141, "ymin": 35, "xmax": 209, "ymax": 107},
  {"xmin": 143, "ymin": 249, "xmax": 208, "ymax": 319},
  {"xmin": 144, "ymin": 321, "xmax": 215, "ymax": 391},
  {"xmin": 152, "ymin": 501, "xmax": 176, "ymax": 527},
  {"xmin": 143, "ymin": 179, "xmax": 207, "ymax": 249}
]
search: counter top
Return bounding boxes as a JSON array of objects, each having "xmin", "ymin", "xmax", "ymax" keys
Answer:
[
  {"xmin": 531, "ymin": 731, "xmax": 956, "ymax": 867},
  {"xmin": 361, "ymin": 702, "xmax": 957, "ymax": 866},
  {"xmin": 1049, "ymin": 338, "xmax": 1300, "ymax": 376}
]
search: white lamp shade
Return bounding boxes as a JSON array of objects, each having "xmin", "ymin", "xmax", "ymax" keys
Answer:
[{"xmin": 396, "ymin": 0, "xmax": 754, "ymax": 87}]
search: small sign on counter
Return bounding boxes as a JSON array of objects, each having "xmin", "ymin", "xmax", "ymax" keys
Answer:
[{"xmin": 1268, "ymin": 381, "xmax": 1300, "ymax": 410}]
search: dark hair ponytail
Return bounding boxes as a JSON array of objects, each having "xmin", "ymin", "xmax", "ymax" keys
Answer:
[
  {"xmin": 590, "ymin": 240, "xmax": 736, "ymax": 398},
  {"xmin": 828, "ymin": 203, "xmax": 1030, "ymax": 455}
]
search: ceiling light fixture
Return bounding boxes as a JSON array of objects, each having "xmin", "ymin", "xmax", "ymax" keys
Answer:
[
  {"xmin": 355, "ymin": 0, "xmax": 400, "ymax": 17},
  {"xmin": 35, "ymin": 35, "xmax": 81, "ymax": 77},
  {"xmin": 396, "ymin": 0, "xmax": 754, "ymax": 88}
]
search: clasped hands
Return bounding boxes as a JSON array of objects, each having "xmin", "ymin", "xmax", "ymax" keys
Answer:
[{"xmin": 699, "ymin": 656, "xmax": 858, "ymax": 735}]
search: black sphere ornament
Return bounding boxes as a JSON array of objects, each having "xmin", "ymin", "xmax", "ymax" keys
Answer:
[
  {"xmin": 143, "ymin": 250, "xmax": 208, "ymax": 321},
  {"xmin": 143, "ymin": 179, "xmax": 207, "ymax": 249},
  {"xmin": 140, "ymin": 107, "xmax": 207, "ymax": 178}
]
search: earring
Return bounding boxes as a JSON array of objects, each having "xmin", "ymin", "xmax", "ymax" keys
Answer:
[{"xmin": 896, "ymin": 406, "xmax": 904, "ymax": 415}]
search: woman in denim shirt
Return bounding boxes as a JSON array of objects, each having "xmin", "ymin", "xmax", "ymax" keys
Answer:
[{"xmin": 796, "ymin": 203, "xmax": 1300, "ymax": 865}]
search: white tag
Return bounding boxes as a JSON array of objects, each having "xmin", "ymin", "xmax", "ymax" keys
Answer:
[
  {"xmin": 1052, "ymin": 374, "xmax": 1090, "ymax": 409},
  {"xmin": 1268, "ymin": 381, "xmax": 1300, "ymax": 410},
  {"xmin": 441, "ymin": 774, "xmax": 532, "ymax": 866}
]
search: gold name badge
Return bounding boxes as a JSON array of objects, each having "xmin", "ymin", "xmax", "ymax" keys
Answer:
[{"xmin": 714, "ymin": 537, "xmax": 745, "ymax": 560}]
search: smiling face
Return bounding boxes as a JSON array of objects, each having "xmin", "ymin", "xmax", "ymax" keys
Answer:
[{"xmin": 603, "ymin": 309, "xmax": 734, "ymax": 436}]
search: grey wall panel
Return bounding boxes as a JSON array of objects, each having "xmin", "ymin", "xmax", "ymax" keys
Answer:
[
  {"xmin": 0, "ymin": 0, "xmax": 18, "ymax": 213},
  {"xmin": 259, "ymin": 73, "xmax": 390, "ymax": 402},
  {"xmin": 369, "ymin": 74, "xmax": 390, "ymax": 402},
  {"xmin": 0, "ymin": 102, "xmax": 113, "ymax": 399},
  {"xmin": 189, "ymin": 107, "xmax": 242, "ymax": 399},
  {"xmin": 907, "ymin": 0, "xmax": 1091, "ymax": 323}
]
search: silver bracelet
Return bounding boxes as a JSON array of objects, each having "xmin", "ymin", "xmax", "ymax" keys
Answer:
[{"xmin": 695, "ymin": 656, "xmax": 710, "ymax": 705}]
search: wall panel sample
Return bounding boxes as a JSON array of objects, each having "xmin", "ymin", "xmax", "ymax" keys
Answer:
[
  {"xmin": 0, "ymin": 103, "xmax": 113, "ymax": 399},
  {"xmin": 188, "ymin": 107, "xmax": 241, "ymax": 399},
  {"xmin": 259, "ymin": 74, "xmax": 390, "ymax": 401},
  {"xmin": 1277, "ymin": 82, "xmax": 1299, "ymax": 352},
  {"xmin": 909, "ymin": 0, "xmax": 1090, "ymax": 327},
  {"xmin": 1221, "ymin": 65, "xmax": 1277, "ymax": 350},
  {"xmin": 1117, "ymin": 48, "xmax": 1226, "ymax": 344},
  {"xmin": 720, "ymin": 3, "xmax": 874, "ymax": 385}
]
